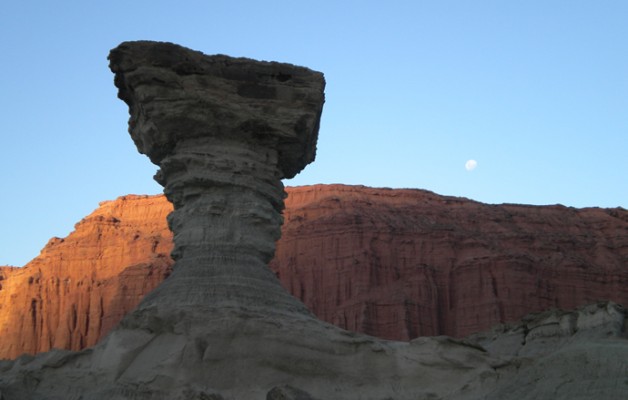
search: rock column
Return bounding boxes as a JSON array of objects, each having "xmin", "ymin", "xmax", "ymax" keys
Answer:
[
  {"xmin": 108, "ymin": 41, "xmax": 325, "ymax": 316},
  {"xmin": 4, "ymin": 40, "xmax": 622, "ymax": 400}
]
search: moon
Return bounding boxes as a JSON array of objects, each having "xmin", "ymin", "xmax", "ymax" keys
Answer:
[{"xmin": 465, "ymin": 159, "xmax": 477, "ymax": 171}]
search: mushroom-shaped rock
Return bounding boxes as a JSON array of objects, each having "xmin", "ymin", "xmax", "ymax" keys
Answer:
[
  {"xmin": 1, "ymin": 40, "xmax": 625, "ymax": 400},
  {"xmin": 108, "ymin": 41, "xmax": 325, "ymax": 316},
  {"xmin": 109, "ymin": 41, "xmax": 325, "ymax": 179}
]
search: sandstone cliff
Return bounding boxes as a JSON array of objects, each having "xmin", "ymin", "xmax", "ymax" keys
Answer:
[
  {"xmin": 0, "ymin": 195, "xmax": 172, "ymax": 359},
  {"xmin": 0, "ymin": 266, "xmax": 17, "ymax": 296},
  {"xmin": 1, "ymin": 184, "xmax": 626, "ymax": 359},
  {"xmin": 275, "ymin": 185, "xmax": 628, "ymax": 340}
]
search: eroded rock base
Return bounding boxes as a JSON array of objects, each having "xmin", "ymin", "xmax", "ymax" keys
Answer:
[{"xmin": 0, "ymin": 302, "xmax": 626, "ymax": 399}]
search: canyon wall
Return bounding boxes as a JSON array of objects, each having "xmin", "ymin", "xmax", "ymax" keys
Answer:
[
  {"xmin": 275, "ymin": 185, "xmax": 628, "ymax": 340},
  {"xmin": 1, "ymin": 184, "xmax": 626, "ymax": 359},
  {"xmin": 0, "ymin": 195, "xmax": 173, "ymax": 359}
]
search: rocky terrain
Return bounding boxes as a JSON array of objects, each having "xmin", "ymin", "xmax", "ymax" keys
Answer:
[
  {"xmin": 0, "ymin": 41, "xmax": 626, "ymax": 399},
  {"xmin": 1, "ymin": 185, "xmax": 626, "ymax": 359},
  {"xmin": 0, "ymin": 195, "xmax": 173, "ymax": 359}
]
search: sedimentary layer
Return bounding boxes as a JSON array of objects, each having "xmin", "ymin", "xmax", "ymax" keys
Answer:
[
  {"xmin": 1, "ymin": 185, "xmax": 626, "ymax": 358},
  {"xmin": 276, "ymin": 184, "xmax": 628, "ymax": 339},
  {"xmin": 0, "ymin": 195, "xmax": 172, "ymax": 358}
]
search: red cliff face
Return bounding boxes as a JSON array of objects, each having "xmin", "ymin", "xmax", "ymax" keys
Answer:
[
  {"xmin": 1, "ymin": 185, "xmax": 627, "ymax": 359},
  {"xmin": 274, "ymin": 185, "xmax": 628, "ymax": 340},
  {"xmin": 0, "ymin": 266, "xmax": 17, "ymax": 295},
  {"xmin": 0, "ymin": 195, "xmax": 173, "ymax": 359}
]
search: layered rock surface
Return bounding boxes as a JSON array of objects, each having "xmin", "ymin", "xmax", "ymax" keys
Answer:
[
  {"xmin": 107, "ymin": 40, "xmax": 325, "ymax": 320},
  {"xmin": 0, "ymin": 195, "xmax": 172, "ymax": 359},
  {"xmin": 2, "ymin": 185, "xmax": 627, "ymax": 359},
  {"xmin": 276, "ymin": 184, "xmax": 628, "ymax": 339},
  {"xmin": 0, "ymin": 41, "xmax": 626, "ymax": 399},
  {"xmin": 0, "ymin": 267, "xmax": 17, "ymax": 284},
  {"xmin": 462, "ymin": 301, "xmax": 628, "ymax": 400}
]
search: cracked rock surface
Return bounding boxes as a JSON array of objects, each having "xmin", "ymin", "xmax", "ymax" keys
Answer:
[{"xmin": 0, "ymin": 41, "xmax": 626, "ymax": 399}]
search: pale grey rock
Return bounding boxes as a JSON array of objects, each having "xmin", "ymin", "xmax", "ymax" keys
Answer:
[
  {"xmin": 0, "ymin": 41, "xmax": 627, "ymax": 400},
  {"xmin": 467, "ymin": 301, "xmax": 627, "ymax": 358},
  {"xmin": 458, "ymin": 302, "xmax": 628, "ymax": 400}
]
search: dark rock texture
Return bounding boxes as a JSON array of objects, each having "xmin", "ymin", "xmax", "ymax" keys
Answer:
[
  {"xmin": 266, "ymin": 385, "xmax": 319, "ymax": 400},
  {"xmin": 109, "ymin": 41, "xmax": 324, "ymax": 178}
]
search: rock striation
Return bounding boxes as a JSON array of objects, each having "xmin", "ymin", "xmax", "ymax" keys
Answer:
[
  {"xmin": 275, "ymin": 184, "xmax": 628, "ymax": 339},
  {"xmin": 0, "ymin": 195, "xmax": 172, "ymax": 359},
  {"xmin": 107, "ymin": 40, "xmax": 324, "ymax": 318},
  {"xmin": 1, "ymin": 185, "xmax": 627, "ymax": 359},
  {"xmin": 0, "ymin": 41, "xmax": 626, "ymax": 399}
]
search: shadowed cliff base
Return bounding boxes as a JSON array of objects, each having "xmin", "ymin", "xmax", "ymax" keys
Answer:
[{"xmin": 0, "ymin": 42, "xmax": 627, "ymax": 399}]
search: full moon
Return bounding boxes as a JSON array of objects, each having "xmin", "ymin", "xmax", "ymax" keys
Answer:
[{"xmin": 465, "ymin": 159, "xmax": 478, "ymax": 171}]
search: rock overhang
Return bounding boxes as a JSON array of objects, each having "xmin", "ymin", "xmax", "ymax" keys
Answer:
[{"xmin": 108, "ymin": 40, "xmax": 325, "ymax": 179}]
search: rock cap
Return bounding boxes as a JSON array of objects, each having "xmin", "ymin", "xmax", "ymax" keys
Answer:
[{"xmin": 109, "ymin": 41, "xmax": 325, "ymax": 178}]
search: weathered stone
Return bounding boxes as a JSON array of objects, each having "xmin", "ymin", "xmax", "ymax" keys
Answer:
[
  {"xmin": 0, "ymin": 41, "xmax": 626, "ymax": 400},
  {"xmin": 109, "ymin": 40, "xmax": 325, "ymax": 319},
  {"xmin": 3, "ymin": 185, "xmax": 627, "ymax": 359},
  {"xmin": 177, "ymin": 388, "xmax": 225, "ymax": 400},
  {"xmin": 468, "ymin": 302, "xmax": 628, "ymax": 358},
  {"xmin": 0, "ymin": 195, "xmax": 172, "ymax": 359},
  {"xmin": 109, "ymin": 41, "xmax": 324, "ymax": 179},
  {"xmin": 462, "ymin": 302, "xmax": 628, "ymax": 400},
  {"xmin": 267, "ymin": 385, "xmax": 318, "ymax": 400},
  {"xmin": 275, "ymin": 184, "xmax": 628, "ymax": 339}
]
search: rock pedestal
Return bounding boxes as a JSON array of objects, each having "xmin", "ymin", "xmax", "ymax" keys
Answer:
[
  {"xmin": 95, "ymin": 41, "xmax": 498, "ymax": 399},
  {"xmin": 109, "ymin": 41, "xmax": 325, "ymax": 318},
  {"xmin": 0, "ymin": 41, "xmax": 626, "ymax": 400}
]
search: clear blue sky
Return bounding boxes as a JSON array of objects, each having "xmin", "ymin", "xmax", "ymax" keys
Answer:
[{"xmin": 1, "ymin": 1, "xmax": 627, "ymax": 266}]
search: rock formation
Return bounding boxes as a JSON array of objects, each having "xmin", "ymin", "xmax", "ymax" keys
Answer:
[
  {"xmin": 464, "ymin": 301, "xmax": 628, "ymax": 400},
  {"xmin": 2, "ymin": 185, "xmax": 626, "ymax": 359},
  {"xmin": 0, "ymin": 195, "xmax": 172, "ymax": 359},
  {"xmin": 0, "ymin": 41, "xmax": 626, "ymax": 399},
  {"xmin": 0, "ymin": 267, "xmax": 16, "ymax": 285},
  {"xmin": 276, "ymin": 184, "xmax": 628, "ymax": 339},
  {"xmin": 107, "ymin": 40, "xmax": 324, "ymax": 319}
]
